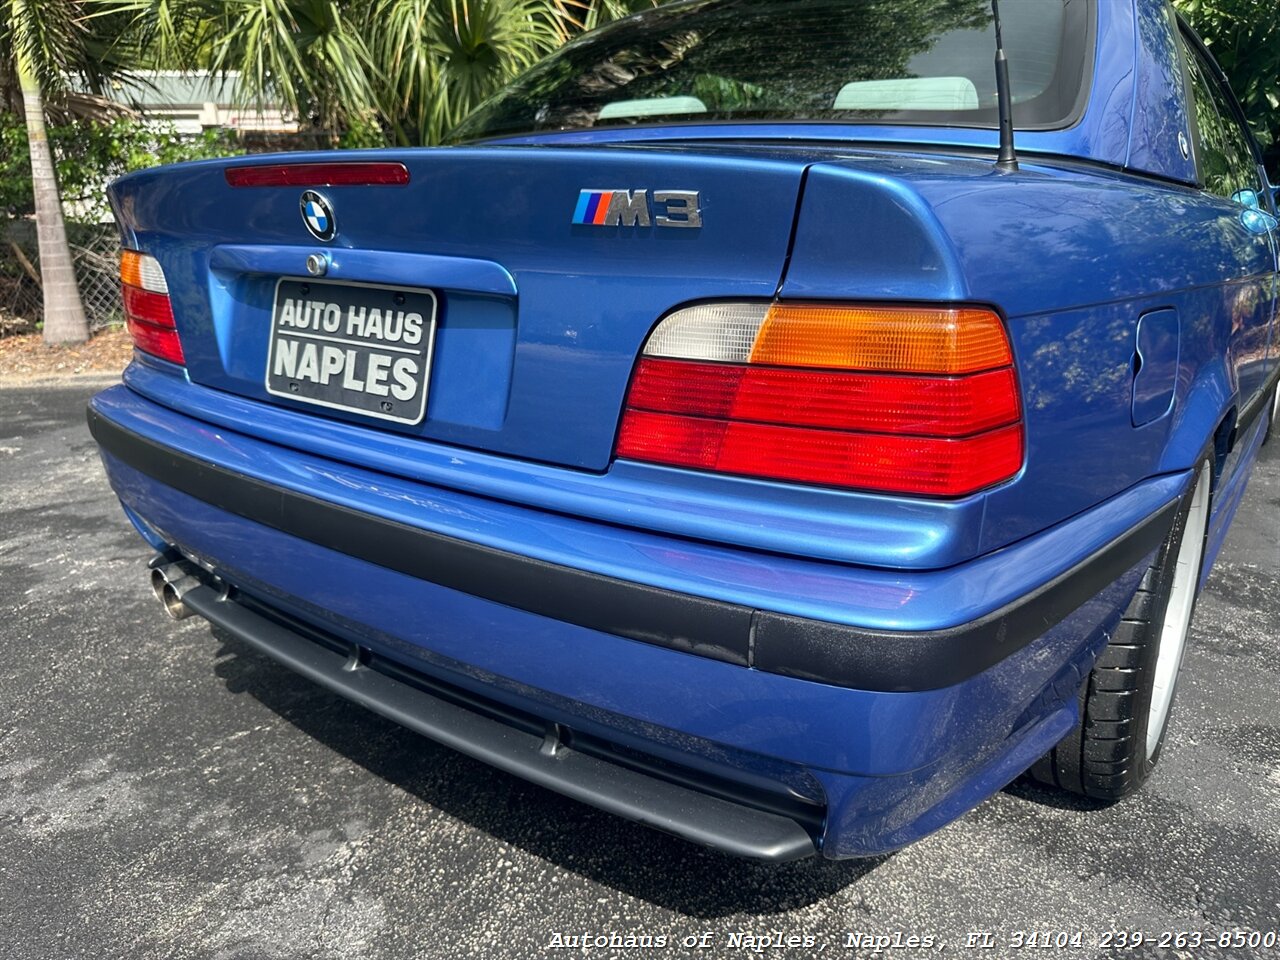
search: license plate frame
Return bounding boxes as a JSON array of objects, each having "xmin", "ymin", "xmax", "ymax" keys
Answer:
[{"xmin": 264, "ymin": 277, "xmax": 438, "ymax": 426}]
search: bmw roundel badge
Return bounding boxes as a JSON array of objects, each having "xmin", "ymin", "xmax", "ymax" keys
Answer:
[{"xmin": 300, "ymin": 190, "xmax": 336, "ymax": 242}]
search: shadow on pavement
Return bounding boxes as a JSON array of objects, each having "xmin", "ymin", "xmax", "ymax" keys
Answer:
[{"xmin": 1001, "ymin": 775, "xmax": 1115, "ymax": 813}]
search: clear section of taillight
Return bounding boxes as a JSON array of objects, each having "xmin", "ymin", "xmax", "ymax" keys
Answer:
[{"xmin": 642, "ymin": 303, "xmax": 769, "ymax": 362}]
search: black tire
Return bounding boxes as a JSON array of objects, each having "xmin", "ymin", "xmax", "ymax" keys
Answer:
[
  {"xmin": 1264, "ymin": 386, "xmax": 1279, "ymax": 444},
  {"xmin": 1029, "ymin": 458, "xmax": 1212, "ymax": 800}
]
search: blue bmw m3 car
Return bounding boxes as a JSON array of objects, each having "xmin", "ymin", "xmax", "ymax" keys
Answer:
[{"xmin": 89, "ymin": 0, "xmax": 1280, "ymax": 860}]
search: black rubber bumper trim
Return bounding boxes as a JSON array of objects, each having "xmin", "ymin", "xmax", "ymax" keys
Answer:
[
  {"xmin": 178, "ymin": 583, "xmax": 817, "ymax": 861},
  {"xmin": 751, "ymin": 496, "xmax": 1178, "ymax": 687},
  {"xmin": 88, "ymin": 405, "xmax": 1180, "ymax": 692},
  {"xmin": 89, "ymin": 406, "xmax": 751, "ymax": 667}
]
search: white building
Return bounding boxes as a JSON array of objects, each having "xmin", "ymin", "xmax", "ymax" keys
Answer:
[{"xmin": 96, "ymin": 71, "xmax": 296, "ymax": 134}]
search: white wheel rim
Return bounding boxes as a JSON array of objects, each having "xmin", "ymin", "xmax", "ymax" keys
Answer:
[{"xmin": 1146, "ymin": 462, "xmax": 1211, "ymax": 759}]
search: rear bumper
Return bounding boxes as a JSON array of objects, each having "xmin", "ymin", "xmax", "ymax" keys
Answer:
[
  {"xmin": 88, "ymin": 398, "xmax": 1181, "ymax": 692},
  {"xmin": 88, "ymin": 383, "xmax": 1188, "ymax": 857}
]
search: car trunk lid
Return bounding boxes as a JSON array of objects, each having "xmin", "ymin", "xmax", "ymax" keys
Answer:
[{"xmin": 109, "ymin": 146, "xmax": 807, "ymax": 470}]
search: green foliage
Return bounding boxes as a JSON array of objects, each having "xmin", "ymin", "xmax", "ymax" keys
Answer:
[
  {"xmin": 210, "ymin": 0, "xmax": 380, "ymax": 139},
  {"xmin": 0, "ymin": 114, "xmax": 240, "ymax": 223},
  {"xmin": 100, "ymin": 0, "xmax": 660, "ymax": 146},
  {"xmin": 4, "ymin": 0, "xmax": 94, "ymax": 98},
  {"xmin": 1174, "ymin": 0, "xmax": 1280, "ymax": 174},
  {"xmin": 338, "ymin": 112, "xmax": 390, "ymax": 149},
  {"xmin": 0, "ymin": 0, "xmax": 140, "ymax": 110},
  {"xmin": 368, "ymin": 0, "xmax": 575, "ymax": 144}
]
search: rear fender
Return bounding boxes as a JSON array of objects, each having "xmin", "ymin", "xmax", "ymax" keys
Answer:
[{"xmin": 1157, "ymin": 360, "xmax": 1234, "ymax": 477}]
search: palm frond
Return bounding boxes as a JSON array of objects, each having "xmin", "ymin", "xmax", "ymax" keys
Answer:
[{"xmin": 7, "ymin": 0, "xmax": 90, "ymax": 94}]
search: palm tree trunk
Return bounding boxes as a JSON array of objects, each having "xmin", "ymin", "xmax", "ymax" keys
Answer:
[{"xmin": 18, "ymin": 56, "xmax": 89, "ymax": 345}]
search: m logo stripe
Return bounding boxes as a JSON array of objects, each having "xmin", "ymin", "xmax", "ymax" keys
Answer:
[
  {"xmin": 574, "ymin": 189, "xmax": 619, "ymax": 225},
  {"xmin": 572, "ymin": 190, "xmax": 593, "ymax": 224},
  {"xmin": 572, "ymin": 188, "xmax": 698, "ymax": 228},
  {"xmin": 592, "ymin": 191, "xmax": 615, "ymax": 224}
]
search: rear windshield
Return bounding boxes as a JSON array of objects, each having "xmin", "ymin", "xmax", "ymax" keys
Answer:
[{"xmin": 453, "ymin": 0, "xmax": 1094, "ymax": 142}]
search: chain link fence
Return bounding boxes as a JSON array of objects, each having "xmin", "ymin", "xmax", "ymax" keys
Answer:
[{"xmin": 0, "ymin": 220, "xmax": 122, "ymax": 336}]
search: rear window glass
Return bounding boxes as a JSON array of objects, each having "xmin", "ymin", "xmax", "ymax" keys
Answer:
[{"xmin": 453, "ymin": 0, "xmax": 1094, "ymax": 142}]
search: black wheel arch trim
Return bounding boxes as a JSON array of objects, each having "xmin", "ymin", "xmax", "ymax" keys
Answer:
[
  {"xmin": 88, "ymin": 404, "xmax": 1181, "ymax": 693},
  {"xmin": 1231, "ymin": 363, "xmax": 1280, "ymax": 448}
]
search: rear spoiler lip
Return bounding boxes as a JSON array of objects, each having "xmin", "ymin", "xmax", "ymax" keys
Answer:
[{"xmin": 178, "ymin": 579, "xmax": 820, "ymax": 861}]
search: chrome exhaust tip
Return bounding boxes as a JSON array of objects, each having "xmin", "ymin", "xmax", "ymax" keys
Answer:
[
  {"xmin": 149, "ymin": 556, "xmax": 201, "ymax": 621},
  {"xmin": 160, "ymin": 575, "xmax": 200, "ymax": 620}
]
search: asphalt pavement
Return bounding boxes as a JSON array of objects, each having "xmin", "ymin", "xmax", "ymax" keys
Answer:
[{"xmin": 2, "ymin": 378, "xmax": 1278, "ymax": 960}]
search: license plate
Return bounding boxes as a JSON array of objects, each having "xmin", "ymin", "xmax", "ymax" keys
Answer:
[{"xmin": 265, "ymin": 278, "xmax": 437, "ymax": 425}]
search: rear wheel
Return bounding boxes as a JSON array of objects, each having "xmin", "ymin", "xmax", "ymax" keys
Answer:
[{"xmin": 1030, "ymin": 459, "xmax": 1212, "ymax": 799}]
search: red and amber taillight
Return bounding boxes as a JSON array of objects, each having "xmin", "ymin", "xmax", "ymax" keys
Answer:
[
  {"xmin": 120, "ymin": 250, "xmax": 183, "ymax": 366},
  {"xmin": 616, "ymin": 302, "xmax": 1023, "ymax": 497}
]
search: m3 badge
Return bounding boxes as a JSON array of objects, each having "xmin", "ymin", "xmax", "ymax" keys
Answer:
[{"xmin": 572, "ymin": 189, "xmax": 701, "ymax": 228}]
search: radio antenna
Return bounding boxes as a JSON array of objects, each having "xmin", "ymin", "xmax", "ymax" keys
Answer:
[{"xmin": 991, "ymin": 0, "xmax": 1019, "ymax": 172}]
